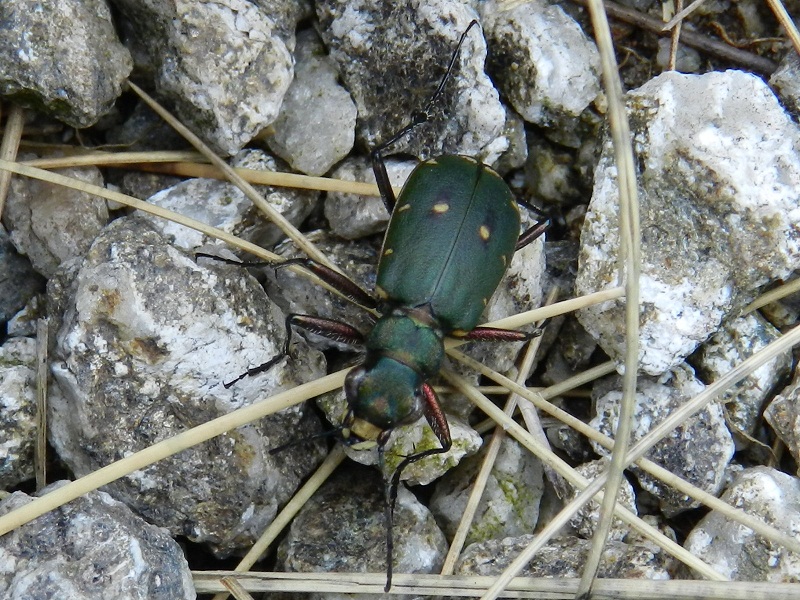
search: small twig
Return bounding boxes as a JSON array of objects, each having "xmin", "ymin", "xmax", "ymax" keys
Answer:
[
  {"xmin": 661, "ymin": 0, "xmax": 709, "ymax": 31},
  {"xmin": 35, "ymin": 318, "xmax": 49, "ymax": 492},
  {"xmin": 668, "ymin": 0, "xmax": 685, "ymax": 71},
  {"xmin": 220, "ymin": 576, "xmax": 255, "ymax": 600},
  {"xmin": 570, "ymin": 0, "xmax": 778, "ymax": 74}
]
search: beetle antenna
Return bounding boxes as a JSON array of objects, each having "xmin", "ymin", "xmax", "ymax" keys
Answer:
[
  {"xmin": 370, "ymin": 20, "xmax": 482, "ymax": 214},
  {"xmin": 377, "ymin": 431, "xmax": 396, "ymax": 592},
  {"xmin": 371, "ymin": 19, "xmax": 481, "ymax": 157},
  {"xmin": 418, "ymin": 19, "xmax": 480, "ymax": 121}
]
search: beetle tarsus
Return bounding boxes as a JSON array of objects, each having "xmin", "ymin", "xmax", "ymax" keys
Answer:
[{"xmin": 222, "ymin": 353, "xmax": 285, "ymax": 389}]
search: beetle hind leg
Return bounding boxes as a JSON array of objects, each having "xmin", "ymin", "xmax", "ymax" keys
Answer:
[{"xmin": 515, "ymin": 217, "xmax": 550, "ymax": 251}]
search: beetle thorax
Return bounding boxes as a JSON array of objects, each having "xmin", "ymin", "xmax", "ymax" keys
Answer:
[{"xmin": 343, "ymin": 310, "xmax": 445, "ymax": 430}]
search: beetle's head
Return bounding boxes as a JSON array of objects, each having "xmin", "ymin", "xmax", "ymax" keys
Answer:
[{"xmin": 344, "ymin": 356, "xmax": 424, "ymax": 431}]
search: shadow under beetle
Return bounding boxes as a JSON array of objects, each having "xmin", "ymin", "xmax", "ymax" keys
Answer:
[{"xmin": 214, "ymin": 20, "xmax": 548, "ymax": 592}]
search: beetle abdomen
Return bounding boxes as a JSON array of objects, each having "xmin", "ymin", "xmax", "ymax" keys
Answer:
[{"xmin": 377, "ymin": 155, "xmax": 520, "ymax": 332}]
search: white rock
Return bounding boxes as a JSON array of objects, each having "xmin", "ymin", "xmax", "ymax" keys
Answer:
[
  {"xmin": 480, "ymin": 0, "xmax": 601, "ymax": 125},
  {"xmin": 685, "ymin": 467, "xmax": 800, "ymax": 581},
  {"xmin": 267, "ymin": 29, "xmax": 357, "ymax": 175},
  {"xmin": 577, "ymin": 71, "xmax": 800, "ymax": 375}
]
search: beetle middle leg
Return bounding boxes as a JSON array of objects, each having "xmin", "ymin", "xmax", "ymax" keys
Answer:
[{"xmin": 224, "ymin": 314, "xmax": 364, "ymax": 388}]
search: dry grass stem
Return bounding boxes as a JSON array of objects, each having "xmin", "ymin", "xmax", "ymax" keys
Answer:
[
  {"xmin": 191, "ymin": 571, "xmax": 800, "ymax": 598},
  {"xmin": 0, "ymin": 104, "xmax": 25, "ymax": 217}
]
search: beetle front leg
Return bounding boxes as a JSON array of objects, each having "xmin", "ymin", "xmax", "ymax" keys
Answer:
[
  {"xmin": 224, "ymin": 314, "xmax": 364, "ymax": 388},
  {"xmin": 387, "ymin": 382, "xmax": 452, "ymax": 510}
]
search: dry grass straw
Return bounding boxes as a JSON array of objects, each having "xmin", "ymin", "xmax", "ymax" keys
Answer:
[
  {"xmin": 576, "ymin": 1, "xmax": 641, "ymax": 595},
  {"xmin": 0, "ymin": 1, "xmax": 799, "ymax": 598},
  {"xmin": 192, "ymin": 571, "xmax": 800, "ymax": 599}
]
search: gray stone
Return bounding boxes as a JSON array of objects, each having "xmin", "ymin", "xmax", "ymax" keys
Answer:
[
  {"xmin": 771, "ymin": 52, "xmax": 800, "ymax": 117},
  {"xmin": 764, "ymin": 369, "xmax": 800, "ymax": 473},
  {"xmin": 137, "ymin": 149, "xmax": 318, "ymax": 251},
  {"xmin": 684, "ymin": 466, "xmax": 800, "ymax": 581},
  {"xmin": 112, "ymin": 0, "xmax": 299, "ymax": 155},
  {"xmin": 267, "ymin": 29, "xmax": 357, "ymax": 176},
  {"xmin": 566, "ymin": 457, "xmax": 637, "ymax": 541},
  {"xmin": 0, "ymin": 0, "xmax": 132, "ymax": 128},
  {"xmin": 493, "ymin": 107, "xmax": 528, "ymax": 174},
  {"xmin": 316, "ymin": 0, "xmax": 509, "ymax": 165},
  {"xmin": 655, "ymin": 38, "xmax": 702, "ymax": 73},
  {"xmin": 0, "ymin": 227, "xmax": 44, "ymax": 324},
  {"xmin": 577, "ymin": 71, "xmax": 800, "ymax": 375},
  {"xmin": 104, "ymin": 101, "xmax": 187, "ymax": 152},
  {"xmin": 0, "ymin": 337, "xmax": 37, "ymax": 488},
  {"xmin": 691, "ymin": 312, "xmax": 792, "ymax": 448},
  {"xmin": 277, "ymin": 465, "xmax": 447, "ymax": 594},
  {"xmin": 457, "ymin": 534, "xmax": 671, "ymax": 580},
  {"xmin": 430, "ymin": 436, "xmax": 544, "ymax": 546},
  {"xmin": 480, "ymin": 0, "xmax": 601, "ymax": 126},
  {"xmin": 47, "ymin": 217, "xmax": 327, "ymax": 556},
  {"xmin": 2, "ymin": 164, "xmax": 109, "ymax": 278},
  {"xmin": 119, "ymin": 171, "xmax": 184, "ymax": 202},
  {"xmin": 0, "ymin": 483, "xmax": 195, "ymax": 599},
  {"xmin": 6, "ymin": 295, "xmax": 44, "ymax": 338},
  {"xmin": 541, "ymin": 316, "xmax": 598, "ymax": 387},
  {"xmin": 590, "ymin": 365, "xmax": 734, "ymax": 515},
  {"xmin": 324, "ymin": 157, "xmax": 417, "ymax": 240}
]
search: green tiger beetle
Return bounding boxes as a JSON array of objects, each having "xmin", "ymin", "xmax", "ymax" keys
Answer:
[{"xmin": 209, "ymin": 20, "xmax": 547, "ymax": 591}]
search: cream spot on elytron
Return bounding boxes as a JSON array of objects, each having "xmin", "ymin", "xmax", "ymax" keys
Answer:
[
  {"xmin": 432, "ymin": 202, "xmax": 450, "ymax": 214},
  {"xmin": 383, "ymin": 248, "xmax": 394, "ymax": 256},
  {"xmin": 479, "ymin": 225, "xmax": 491, "ymax": 241},
  {"xmin": 397, "ymin": 203, "xmax": 411, "ymax": 212}
]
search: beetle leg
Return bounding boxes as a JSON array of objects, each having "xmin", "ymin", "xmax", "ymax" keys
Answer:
[
  {"xmin": 222, "ymin": 353, "xmax": 287, "ymax": 389},
  {"xmin": 456, "ymin": 326, "xmax": 542, "ymax": 343},
  {"xmin": 377, "ymin": 383, "xmax": 453, "ymax": 591},
  {"xmin": 377, "ymin": 431, "xmax": 396, "ymax": 592},
  {"xmin": 223, "ymin": 314, "xmax": 364, "ymax": 389},
  {"xmin": 387, "ymin": 383, "xmax": 452, "ymax": 511},
  {"xmin": 278, "ymin": 258, "xmax": 379, "ymax": 310},
  {"xmin": 283, "ymin": 314, "xmax": 365, "ymax": 354},
  {"xmin": 515, "ymin": 218, "xmax": 550, "ymax": 251}
]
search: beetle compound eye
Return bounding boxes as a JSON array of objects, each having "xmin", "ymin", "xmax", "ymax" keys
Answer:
[{"xmin": 344, "ymin": 365, "xmax": 367, "ymax": 404}]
